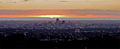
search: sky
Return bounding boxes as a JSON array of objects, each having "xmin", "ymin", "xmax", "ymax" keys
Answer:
[{"xmin": 0, "ymin": 0, "xmax": 120, "ymax": 18}]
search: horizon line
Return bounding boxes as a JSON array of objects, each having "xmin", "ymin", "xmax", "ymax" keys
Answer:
[{"xmin": 0, "ymin": 18, "xmax": 120, "ymax": 20}]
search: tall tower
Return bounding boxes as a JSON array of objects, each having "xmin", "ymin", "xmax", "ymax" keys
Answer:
[
  {"xmin": 56, "ymin": 18, "xmax": 60, "ymax": 22},
  {"xmin": 62, "ymin": 20, "xmax": 65, "ymax": 24}
]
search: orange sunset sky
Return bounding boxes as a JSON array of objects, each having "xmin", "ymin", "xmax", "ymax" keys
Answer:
[{"xmin": 0, "ymin": 0, "xmax": 120, "ymax": 18}]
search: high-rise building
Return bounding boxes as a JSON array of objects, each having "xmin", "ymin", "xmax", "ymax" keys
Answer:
[
  {"xmin": 62, "ymin": 20, "xmax": 65, "ymax": 24},
  {"xmin": 56, "ymin": 18, "xmax": 60, "ymax": 22}
]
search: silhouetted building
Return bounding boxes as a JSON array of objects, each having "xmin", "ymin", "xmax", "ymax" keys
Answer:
[
  {"xmin": 62, "ymin": 20, "xmax": 65, "ymax": 24},
  {"xmin": 56, "ymin": 18, "xmax": 60, "ymax": 22}
]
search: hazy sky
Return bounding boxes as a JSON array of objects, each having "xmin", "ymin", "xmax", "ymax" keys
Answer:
[
  {"xmin": 0, "ymin": 0, "xmax": 120, "ymax": 10},
  {"xmin": 0, "ymin": 0, "xmax": 120, "ymax": 18}
]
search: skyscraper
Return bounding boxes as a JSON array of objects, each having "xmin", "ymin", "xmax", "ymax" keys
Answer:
[
  {"xmin": 56, "ymin": 18, "xmax": 59, "ymax": 22},
  {"xmin": 56, "ymin": 18, "xmax": 60, "ymax": 23},
  {"xmin": 62, "ymin": 20, "xmax": 65, "ymax": 24}
]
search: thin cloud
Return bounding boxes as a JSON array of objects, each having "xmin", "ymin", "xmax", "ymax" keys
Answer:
[
  {"xmin": 67, "ymin": 10, "xmax": 120, "ymax": 16},
  {"xmin": 0, "ymin": 10, "xmax": 120, "ymax": 16},
  {"xmin": 7, "ymin": 2, "xmax": 17, "ymax": 3},
  {"xmin": 24, "ymin": 0, "xmax": 29, "ymax": 2},
  {"xmin": 0, "ymin": 0, "xmax": 30, "ymax": 3},
  {"xmin": 0, "ymin": 10, "xmax": 40, "ymax": 15},
  {"xmin": 59, "ymin": 1, "xmax": 70, "ymax": 2}
]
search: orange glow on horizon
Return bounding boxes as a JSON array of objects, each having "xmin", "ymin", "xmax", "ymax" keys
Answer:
[
  {"xmin": 33, "ymin": 15, "xmax": 68, "ymax": 18},
  {"xmin": 0, "ymin": 9, "xmax": 120, "ymax": 18},
  {"xmin": 0, "ymin": 15, "xmax": 120, "ymax": 18}
]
